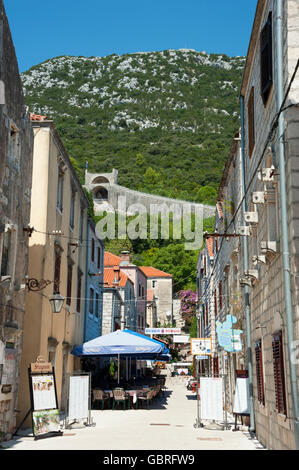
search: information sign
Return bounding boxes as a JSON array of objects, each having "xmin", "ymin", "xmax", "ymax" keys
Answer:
[{"xmin": 191, "ymin": 338, "xmax": 212, "ymax": 355}]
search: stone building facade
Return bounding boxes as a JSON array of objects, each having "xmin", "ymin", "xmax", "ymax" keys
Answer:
[
  {"xmin": 84, "ymin": 219, "xmax": 104, "ymax": 342},
  {"xmin": 18, "ymin": 117, "xmax": 89, "ymax": 424},
  {"xmin": 0, "ymin": 0, "xmax": 33, "ymax": 439},
  {"xmin": 139, "ymin": 267, "xmax": 173, "ymax": 325},
  {"xmin": 200, "ymin": 0, "xmax": 299, "ymax": 450}
]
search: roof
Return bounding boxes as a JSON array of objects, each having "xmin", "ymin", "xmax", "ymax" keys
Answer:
[
  {"xmin": 139, "ymin": 266, "xmax": 172, "ymax": 278},
  {"xmin": 103, "ymin": 267, "xmax": 133, "ymax": 288},
  {"xmin": 206, "ymin": 237, "xmax": 214, "ymax": 258},
  {"xmin": 104, "ymin": 251, "xmax": 122, "ymax": 267},
  {"xmin": 30, "ymin": 113, "xmax": 48, "ymax": 121}
]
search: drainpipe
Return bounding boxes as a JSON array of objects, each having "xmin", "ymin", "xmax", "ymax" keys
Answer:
[
  {"xmin": 240, "ymin": 95, "xmax": 255, "ymax": 433},
  {"xmin": 276, "ymin": 0, "xmax": 299, "ymax": 449}
]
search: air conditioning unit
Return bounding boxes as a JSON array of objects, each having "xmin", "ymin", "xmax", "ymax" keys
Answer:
[
  {"xmin": 237, "ymin": 226, "xmax": 251, "ymax": 236},
  {"xmin": 252, "ymin": 192, "xmax": 266, "ymax": 204},
  {"xmin": 244, "ymin": 211, "xmax": 259, "ymax": 224},
  {"xmin": 252, "ymin": 255, "xmax": 267, "ymax": 265},
  {"xmin": 244, "ymin": 269, "xmax": 259, "ymax": 283},
  {"xmin": 239, "ymin": 277, "xmax": 252, "ymax": 288},
  {"xmin": 261, "ymin": 241, "xmax": 278, "ymax": 254},
  {"xmin": 257, "ymin": 167, "xmax": 275, "ymax": 182}
]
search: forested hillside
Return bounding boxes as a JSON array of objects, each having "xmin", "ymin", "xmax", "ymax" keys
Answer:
[{"xmin": 22, "ymin": 49, "xmax": 244, "ymax": 205}]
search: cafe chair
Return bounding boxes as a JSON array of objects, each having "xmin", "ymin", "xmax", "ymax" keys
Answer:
[
  {"xmin": 92, "ymin": 389, "xmax": 109, "ymax": 410},
  {"xmin": 136, "ymin": 389, "xmax": 154, "ymax": 409},
  {"xmin": 112, "ymin": 388, "xmax": 130, "ymax": 410}
]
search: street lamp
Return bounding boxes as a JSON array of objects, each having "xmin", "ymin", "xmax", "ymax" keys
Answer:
[
  {"xmin": 26, "ymin": 277, "xmax": 64, "ymax": 313},
  {"xmin": 49, "ymin": 293, "xmax": 65, "ymax": 313}
]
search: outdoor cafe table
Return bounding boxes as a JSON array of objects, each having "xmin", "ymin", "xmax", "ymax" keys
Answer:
[{"xmin": 103, "ymin": 389, "xmax": 149, "ymax": 409}]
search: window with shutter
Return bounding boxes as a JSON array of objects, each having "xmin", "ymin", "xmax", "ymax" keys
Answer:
[
  {"xmin": 260, "ymin": 12, "xmax": 273, "ymax": 104},
  {"xmin": 213, "ymin": 357, "xmax": 219, "ymax": 377},
  {"xmin": 76, "ymin": 270, "xmax": 82, "ymax": 313},
  {"xmin": 255, "ymin": 339, "xmax": 265, "ymax": 405},
  {"xmin": 248, "ymin": 87, "xmax": 255, "ymax": 157},
  {"xmin": 66, "ymin": 262, "xmax": 73, "ymax": 306},
  {"xmin": 53, "ymin": 248, "xmax": 61, "ymax": 294},
  {"xmin": 272, "ymin": 331, "xmax": 287, "ymax": 415}
]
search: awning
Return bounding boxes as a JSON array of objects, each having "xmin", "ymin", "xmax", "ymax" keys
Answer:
[{"xmin": 71, "ymin": 329, "xmax": 170, "ymax": 358}]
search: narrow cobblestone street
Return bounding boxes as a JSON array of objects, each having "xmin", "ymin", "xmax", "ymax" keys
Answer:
[{"xmin": 2, "ymin": 377, "xmax": 264, "ymax": 451}]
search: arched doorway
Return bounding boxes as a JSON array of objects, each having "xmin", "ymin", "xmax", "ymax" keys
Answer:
[{"xmin": 94, "ymin": 186, "xmax": 108, "ymax": 200}]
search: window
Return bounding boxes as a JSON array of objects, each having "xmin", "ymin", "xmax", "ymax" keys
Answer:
[
  {"xmin": 95, "ymin": 292, "xmax": 99, "ymax": 319},
  {"xmin": 255, "ymin": 339, "xmax": 265, "ymax": 405},
  {"xmin": 76, "ymin": 270, "xmax": 82, "ymax": 313},
  {"xmin": 91, "ymin": 238, "xmax": 95, "ymax": 262},
  {"xmin": 89, "ymin": 287, "xmax": 94, "ymax": 315},
  {"xmin": 57, "ymin": 165, "xmax": 64, "ymax": 212},
  {"xmin": 260, "ymin": 12, "xmax": 273, "ymax": 105},
  {"xmin": 214, "ymin": 290, "xmax": 218, "ymax": 316},
  {"xmin": 70, "ymin": 189, "xmax": 75, "ymax": 230},
  {"xmin": 219, "ymin": 281, "xmax": 223, "ymax": 310},
  {"xmin": 1, "ymin": 230, "xmax": 11, "ymax": 276},
  {"xmin": 79, "ymin": 208, "xmax": 84, "ymax": 242},
  {"xmin": 272, "ymin": 331, "xmax": 287, "ymax": 415},
  {"xmin": 53, "ymin": 247, "xmax": 62, "ymax": 294},
  {"xmin": 66, "ymin": 262, "xmax": 73, "ymax": 306},
  {"xmin": 152, "ymin": 280, "xmax": 157, "ymax": 288},
  {"xmin": 97, "ymin": 247, "xmax": 101, "ymax": 270},
  {"xmin": 248, "ymin": 87, "xmax": 255, "ymax": 157}
]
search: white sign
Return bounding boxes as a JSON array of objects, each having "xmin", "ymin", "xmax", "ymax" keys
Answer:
[
  {"xmin": 68, "ymin": 375, "xmax": 89, "ymax": 421},
  {"xmin": 200, "ymin": 377, "xmax": 223, "ymax": 421},
  {"xmin": 173, "ymin": 335, "xmax": 190, "ymax": 343},
  {"xmin": 191, "ymin": 338, "xmax": 212, "ymax": 355},
  {"xmin": 233, "ymin": 378, "xmax": 250, "ymax": 415},
  {"xmin": 145, "ymin": 328, "xmax": 181, "ymax": 335}
]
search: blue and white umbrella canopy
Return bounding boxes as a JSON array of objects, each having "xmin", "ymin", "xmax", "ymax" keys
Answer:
[{"xmin": 71, "ymin": 329, "xmax": 170, "ymax": 359}]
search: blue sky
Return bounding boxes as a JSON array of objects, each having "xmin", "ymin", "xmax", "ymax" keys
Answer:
[{"xmin": 5, "ymin": 0, "xmax": 257, "ymax": 73}]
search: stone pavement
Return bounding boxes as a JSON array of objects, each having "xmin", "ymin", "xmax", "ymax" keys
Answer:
[{"xmin": 2, "ymin": 379, "xmax": 264, "ymax": 451}]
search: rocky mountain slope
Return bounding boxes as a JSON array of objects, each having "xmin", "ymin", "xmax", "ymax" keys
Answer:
[{"xmin": 22, "ymin": 49, "xmax": 245, "ymax": 203}]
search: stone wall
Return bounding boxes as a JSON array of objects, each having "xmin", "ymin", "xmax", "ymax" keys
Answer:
[{"xmin": 0, "ymin": 0, "xmax": 33, "ymax": 439}]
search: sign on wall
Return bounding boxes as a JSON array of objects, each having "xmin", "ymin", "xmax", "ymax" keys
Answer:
[
  {"xmin": 145, "ymin": 328, "xmax": 181, "ymax": 335},
  {"xmin": 173, "ymin": 335, "xmax": 190, "ymax": 343},
  {"xmin": 216, "ymin": 315, "xmax": 243, "ymax": 352},
  {"xmin": 191, "ymin": 338, "xmax": 212, "ymax": 356}
]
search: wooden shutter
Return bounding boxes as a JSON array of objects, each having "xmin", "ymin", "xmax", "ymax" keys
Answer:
[
  {"xmin": 54, "ymin": 249, "xmax": 61, "ymax": 294},
  {"xmin": 272, "ymin": 332, "xmax": 287, "ymax": 415},
  {"xmin": 76, "ymin": 270, "xmax": 82, "ymax": 312},
  {"xmin": 260, "ymin": 12, "xmax": 273, "ymax": 104},
  {"xmin": 219, "ymin": 281, "xmax": 223, "ymax": 310},
  {"xmin": 255, "ymin": 340, "xmax": 265, "ymax": 405},
  {"xmin": 66, "ymin": 262, "xmax": 73, "ymax": 306},
  {"xmin": 213, "ymin": 357, "xmax": 219, "ymax": 377},
  {"xmin": 248, "ymin": 87, "xmax": 255, "ymax": 157}
]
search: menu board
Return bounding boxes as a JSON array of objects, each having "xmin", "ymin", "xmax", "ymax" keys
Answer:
[
  {"xmin": 68, "ymin": 375, "xmax": 89, "ymax": 421},
  {"xmin": 200, "ymin": 377, "xmax": 223, "ymax": 421},
  {"xmin": 32, "ymin": 374, "xmax": 57, "ymax": 411}
]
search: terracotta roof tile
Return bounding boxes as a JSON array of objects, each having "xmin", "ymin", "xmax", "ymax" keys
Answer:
[
  {"xmin": 30, "ymin": 113, "xmax": 48, "ymax": 121},
  {"xmin": 139, "ymin": 266, "xmax": 172, "ymax": 278},
  {"xmin": 206, "ymin": 237, "xmax": 214, "ymax": 257},
  {"xmin": 104, "ymin": 251, "xmax": 122, "ymax": 267},
  {"xmin": 103, "ymin": 267, "xmax": 131, "ymax": 288}
]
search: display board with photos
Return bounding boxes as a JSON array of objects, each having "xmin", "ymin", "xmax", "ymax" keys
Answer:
[{"xmin": 28, "ymin": 358, "xmax": 63, "ymax": 439}]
